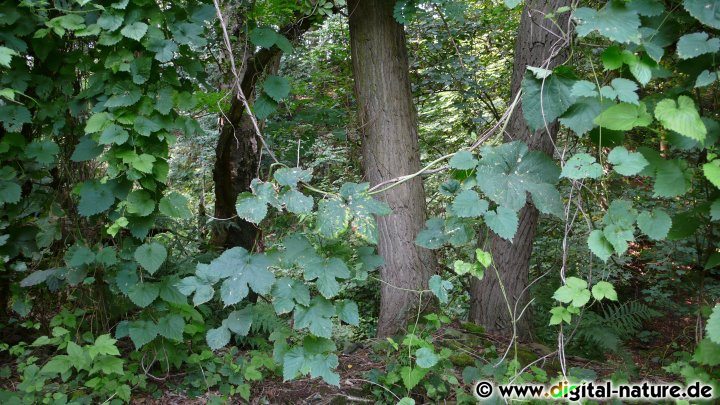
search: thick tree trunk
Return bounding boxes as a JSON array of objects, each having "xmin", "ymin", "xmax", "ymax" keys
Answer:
[
  {"xmin": 348, "ymin": 0, "xmax": 436, "ymax": 337},
  {"xmin": 469, "ymin": 0, "xmax": 571, "ymax": 339}
]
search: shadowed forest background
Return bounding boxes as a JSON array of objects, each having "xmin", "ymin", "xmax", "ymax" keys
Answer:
[{"xmin": 0, "ymin": 0, "xmax": 719, "ymax": 403}]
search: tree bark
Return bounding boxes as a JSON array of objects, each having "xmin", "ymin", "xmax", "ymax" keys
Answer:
[
  {"xmin": 212, "ymin": 13, "xmax": 315, "ymax": 250},
  {"xmin": 348, "ymin": 0, "xmax": 436, "ymax": 337},
  {"xmin": 469, "ymin": 0, "xmax": 571, "ymax": 339}
]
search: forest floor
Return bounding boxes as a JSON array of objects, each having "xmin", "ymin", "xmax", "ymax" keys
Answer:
[{"xmin": 135, "ymin": 315, "xmax": 694, "ymax": 404}]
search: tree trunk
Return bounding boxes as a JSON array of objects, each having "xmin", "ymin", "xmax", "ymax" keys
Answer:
[
  {"xmin": 469, "ymin": 0, "xmax": 571, "ymax": 339},
  {"xmin": 348, "ymin": 0, "xmax": 436, "ymax": 337},
  {"xmin": 212, "ymin": 13, "xmax": 315, "ymax": 250}
]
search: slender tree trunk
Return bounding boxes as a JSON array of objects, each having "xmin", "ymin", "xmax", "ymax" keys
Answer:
[
  {"xmin": 348, "ymin": 0, "xmax": 436, "ymax": 337},
  {"xmin": 212, "ymin": 12, "xmax": 315, "ymax": 250},
  {"xmin": 469, "ymin": 0, "xmax": 571, "ymax": 339}
]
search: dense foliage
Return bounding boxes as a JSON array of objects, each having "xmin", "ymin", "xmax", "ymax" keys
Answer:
[{"xmin": 1, "ymin": 0, "xmax": 719, "ymax": 404}]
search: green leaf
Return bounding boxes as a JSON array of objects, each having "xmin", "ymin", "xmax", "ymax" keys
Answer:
[
  {"xmin": 235, "ymin": 192, "xmax": 268, "ymax": 224},
  {"xmin": 574, "ymin": 1, "xmax": 641, "ymax": 44},
  {"xmin": 521, "ymin": 72, "xmax": 577, "ymax": 131},
  {"xmin": 282, "ymin": 189, "xmax": 314, "ymax": 214},
  {"xmin": 707, "ymin": 304, "xmax": 720, "ymax": 344},
  {"xmin": 71, "ymin": 136, "xmax": 103, "ymax": 162},
  {"xmin": 89, "ymin": 335, "xmax": 120, "ymax": 360},
  {"xmin": 91, "ymin": 356, "xmax": 124, "ymax": 376},
  {"xmin": 684, "ymin": 0, "xmax": 720, "ymax": 29},
  {"xmin": 559, "ymin": 97, "xmax": 609, "ymax": 135},
  {"xmin": 177, "ymin": 276, "xmax": 215, "ymax": 306},
  {"xmin": 607, "ymin": 146, "xmax": 648, "ymax": 175},
  {"xmin": 476, "ymin": 141, "xmax": 561, "ymax": 215},
  {"xmin": 449, "ymin": 150, "xmax": 478, "ymax": 170},
  {"xmin": 695, "ymin": 70, "xmax": 717, "ymax": 88},
  {"xmin": 206, "ymin": 325, "xmax": 231, "ymax": 351},
  {"xmin": 415, "ymin": 218, "xmax": 448, "ymax": 249},
  {"xmin": 159, "ymin": 192, "xmax": 192, "ymax": 219},
  {"xmin": 553, "ymin": 277, "xmax": 591, "ymax": 307},
  {"xmin": 677, "ymin": 32, "xmax": 720, "ymax": 59},
  {"xmin": 97, "ymin": 12, "xmax": 124, "ymax": 32},
  {"xmin": 134, "ymin": 242, "xmax": 167, "ymax": 275},
  {"xmin": 711, "ymin": 199, "xmax": 720, "ymax": 221},
  {"xmin": 694, "ymin": 338, "xmax": 720, "ymax": 366},
  {"xmin": 0, "ymin": 180, "xmax": 21, "ymax": 204},
  {"xmin": 609, "ymin": 78, "xmax": 639, "ymax": 104},
  {"xmin": 304, "ymin": 258, "xmax": 350, "ymax": 299},
  {"xmin": 126, "ymin": 190, "xmax": 155, "ymax": 216},
  {"xmin": 451, "ymin": 190, "xmax": 488, "ymax": 218},
  {"xmin": 601, "ymin": 46, "xmax": 624, "ymax": 70},
  {"xmin": 120, "ymin": 22, "xmax": 148, "ymax": 41},
  {"xmin": 78, "ymin": 181, "xmax": 115, "ymax": 217},
  {"xmin": 249, "ymin": 27, "xmax": 279, "ymax": 48},
  {"xmin": 263, "ymin": 75, "xmax": 290, "ymax": 102},
  {"xmin": 594, "ymin": 102, "xmax": 652, "ymax": 130},
  {"xmin": 591, "ymin": 281, "xmax": 618, "ymax": 301},
  {"xmin": 429, "ymin": 275, "xmax": 452, "ymax": 304},
  {"xmin": 26, "ymin": 140, "xmax": 59, "ymax": 165},
  {"xmin": 588, "ymin": 229, "xmax": 613, "ymax": 262},
  {"xmin": 65, "ymin": 245, "xmax": 95, "ymax": 267},
  {"xmin": 127, "ymin": 282, "xmax": 160, "ymax": 308},
  {"xmin": 128, "ymin": 320, "xmax": 158, "ymax": 349},
  {"xmin": 84, "ymin": 112, "xmax": 112, "ymax": 134},
  {"xmin": 272, "ymin": 277, "xmax": 311, "ymax": 314},
  {"xmin": 274, "ymin": 167, "xmax": 313, "ymax": 187},
  {"xmin": 218, "ymin": 250, "xmax": 275, "ymax": 306},
  {"xmin": 41, "ymin": 355, "xmax": 73, "ymax": 375},
  {"xmin": 254, "ymin": 94, "xmax": 277, "ymax": 119},
  {"xmin": 337, "ymin": 300, "xmax": 359, "ymax": 326},
  {"xmin": 484, "ymin": 207, "xmax": 519, "ymax": 241},
  {"xmin": 0, "ymin": 46, "xmax": 18, "ymax": 68},
  {"xmin": 570, "ymin": 80, "xmax": 598, "ymax": 98},
  {"xmin": 316, "ymin": 197, "xmax": 351, "ymax": 239},
  {"xmin": 294, "ymin": 297, "xmax": 335, "ymax": 338},
  {"xmin": 226, "ymin": 307, "xmax": 253, "ymax": 336},
  {"xmin": 653, "ymin": 159, "xmax": 690, "ymax": 197},
  {"xmin": 561, "ymin": 153, "xmax": 603, "ymax": 180},
  {"xmin": 636, "ymin": 209, "xmax": 671, "ymax": 240},
  {"xmin": 0, "ymin": 105, "xmax": 31, "ymax": 132},
  {"xmin": 549, "ymin": 306, "xmax": 572, "ymax": 325},
  {"xmin": 704, "ymin": 162, "xmax": 720, "ymax": 188},
  {"xmin": 654, "ymin": 96, "xmax": 706, "ymax": 142},
  {"xmin": 400, "ymin": 367, "xmax": 427, "ymax": 391},
  {"xmin": 415, "ymin": 347, "xmax": 439, "ymax": 368}
]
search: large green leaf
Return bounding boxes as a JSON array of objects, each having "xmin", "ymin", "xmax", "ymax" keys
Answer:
[
  {"xmin": 303, "ymin": 258, "xmax": 350, "ymax": 299},
  {"xmin": 127, "ymin": 282, "xmax": 160, "ymax": 308},
  {"xmin": 684, "ymin": 0, "xmax": 720, "ymax": 29},
  {"xmin": 316, "ymin": 197, "xmax": 350, "ymax": 239},
  {"xmin": 475, "ymin": 141, "xmax": 561, "ymax": 216},
  {"xmin": 654, "ymin": 96, "xmax": 706, "ymax": 142},
  {"xmin": 428, "ymin": 275, "xmax": 452, "ymax": 304},
  {"xmin": 134, "ymin": 242, "xmax": 167, "ymax": 275},
  {"xmin": 235, "ymin": 192, "xmax": 268, "ymax": 224},
  {"xmin": 263, "ymin": 75, "xmax": 290, "ymax": 102},
  {"xmin": 677, "ymin": 32, "xmax": 720, "ymax": 59},
  {"xmin": 159, "ymin": 192, "xmax": 192, "ymax": 219},
  {"xmin": 707, "ymin": 304, "xmax": 720, "ymax": 344},
  {"xmin": 521, "ymin": 72, "xmax": 577, "ymax": 131},
  {"xmin": 128, "ymin": 320, "xmax": 158, "ymax": 349},
  {"xmin": 636, "ymin": 209, "xmax": 671, "ymax": 240},
  {"xmin": 607, "ymin": 146, "xmax": 648, "ymax": 175},
  {"xmin": 272, "ymin": 277, "xmax": 311, "ymax": 314},
  {"xmin": 126, "ymin": 189, "xmax": 155, "ymax": 216},
  {"xmin": 218, "ymin": 249, "xmax": 275, "ymax": 306},
  {"xmin": 574, "ymin": 1, "xmax": 641, "ymax": 44},
  {"xmin": 483, "ymin": 206, "xmax": 519, "ymax": 241},
  {"xmin": 561, "ymin": 153, "xmax": 603, "ymax": 180},
  {"xmin": 594, "ymin": 102, "xmax": 652, "ymax": 130},
  {"xmin": 293, "ymin": 297, "xmax": 335, "ymax": 338},
  {"xmin": 450, "ymin": 190, "xmax": 488, "ymax": 218},
  {"xmin": 78, "ymin": 180, "xmax": 115, "ymax": 217}
]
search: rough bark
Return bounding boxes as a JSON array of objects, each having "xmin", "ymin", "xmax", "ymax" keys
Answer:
[
  {"xmin": 348, "ymin": 0, "xmax": 436, "ymax": 337},
  {"xmin": 469, "ymin": 0, "xmax": 571, "ymax": 339},
  {"xmin": 212, "ymin": 14, "xmax": 315, "ymax": 250}
]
